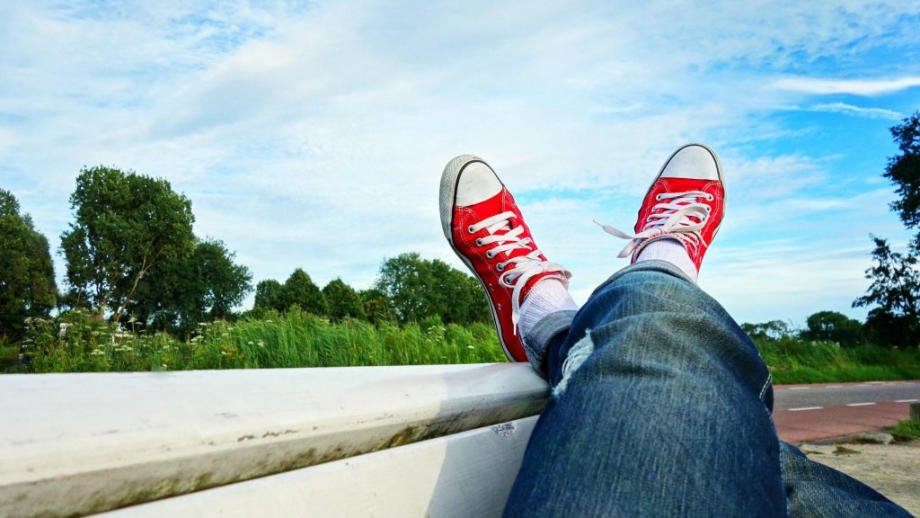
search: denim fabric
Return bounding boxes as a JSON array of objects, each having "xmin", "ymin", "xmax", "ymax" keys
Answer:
[
  {"xmin": 524, "ymin": 309, "xmax": 579, "ymax": 373},
  {"xmin": 505, "ymin": 261, "xmax": 909, "ymax": 517}
]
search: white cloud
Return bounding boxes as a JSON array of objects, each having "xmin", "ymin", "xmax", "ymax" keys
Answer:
[
  {"xmin": 772, "ymin": 77, "xmax": 920, "ymax": 96},
  {"xmin": 809, "ymin": 102, "xmax": 904, "ymax": 120},
  {"xmin": 0, "ymin": 0, "xmax": 917, "ymax": 321}
]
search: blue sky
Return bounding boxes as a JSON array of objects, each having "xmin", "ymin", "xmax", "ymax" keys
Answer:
[{"xmin": 1, "ymin": 1, "xmax": 919, "ymax": 325}]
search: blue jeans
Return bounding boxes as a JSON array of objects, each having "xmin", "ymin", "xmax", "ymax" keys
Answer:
[{"xmin": 506, "ymin": 261, "xmax": 910, "ymax": 517}]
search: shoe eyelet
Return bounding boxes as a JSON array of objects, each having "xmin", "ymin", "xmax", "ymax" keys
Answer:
[
  {"xmin": 475, "ymin": 238, "xmax": 483, "ymax": 246},
  {"xmin": 704, "ymin": 206, "xmax": 711, "ymax": 212},
  {"xmin": 496, "ymin": 263, "xmax": 505, "ymax": 272},
  {"xmin": 655, "ymin": 194, "xmax": 663, "ymax": 201},
  {"xmin": 706, "ymin": 194, "xmax": 714, "ymax": 201},
  {"xmin": 467, "ymin": 225, "xmax": 475, "ymax": 234},
  {"xmin": 486, "ymin": 250, "xmax": 495, "ymax": 259}
]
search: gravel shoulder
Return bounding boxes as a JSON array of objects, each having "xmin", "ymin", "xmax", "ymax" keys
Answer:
[{"xmin": 799, "ymin": 439, "xmax": 920, "ymax": 515}]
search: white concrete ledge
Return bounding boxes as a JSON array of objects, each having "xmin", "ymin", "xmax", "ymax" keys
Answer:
[
  {"xmin": 102, "ymin": 417, "xmax": 540, "ymax": 518},
  {"xmin": 0, "ymin": 364, "xmax": 549, "ymax": 517}
]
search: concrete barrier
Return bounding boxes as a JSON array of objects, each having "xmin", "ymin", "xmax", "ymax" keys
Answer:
[{"xmin": 0, "ymin": 364, "xmax": 549, "ymax": 517}]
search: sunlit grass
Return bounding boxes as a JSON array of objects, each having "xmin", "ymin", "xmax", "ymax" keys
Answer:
[
  {"xmin": 754, "ymin": 337, "xmax": 920, "ymax": 384},
  {"xmin": 6, "ymin": 309, "xmax": 506, "ymax": 373},
  {"xmin": 5, "ymin": 309, "xmax": 920, "ymax": 383}
]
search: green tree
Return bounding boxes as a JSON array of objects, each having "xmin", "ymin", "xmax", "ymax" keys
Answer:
[
  {"xmin": 0, "ymin": 189, "xmax": 57, "ymax": 340},
  {"xmin": 281, "ymin": 269, "xmax": 327, "ymax": 315},
  {"xmin": 800, "ymin": 310, "xmax": 864, "ymax": 346},
  {"xmin": 60, "ymin": 167, "xmax": 195, "ymax": 321},
  {"xmin": 884, "ymin": 112, "xmax": 920, "ymax": 231},
  {"xmin": 254, "ymin": 279, "xmax": 285, "ymax": 312},
  {"xmin": 189, "ymin": 240, "xmax": 252, "ymax": 320},
  {"xmin": 853, "ymin": 237, "xmax": 920, "ymax": 346},
  {"xmin": 375, "ymin": 253, "xmax": 430, "ymax": 323},
  {"xmin": 123, "ymin": 240, "xmax": 251, "ymax": 336},
  {"xmin": 375, "ymin": 253, "xmax": 489, "ymax": 324},
  {"xmin": 322, "ymin": 278, "xmax": 366, "ymax": 321},
  {"xmin": 855, "ymin": 112, "xmax": 920, "ymax": 346},
  {"xmin": 740, "ymin": 320, "xmax": 792, "ymax": 342},
  {"xmin": 359, "ymin": 288, "xmax": 396, "ymax": 324}
]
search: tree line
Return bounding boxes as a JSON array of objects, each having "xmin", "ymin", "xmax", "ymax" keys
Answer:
[
  {"xmin": 251, "ymin": 252, "xmax": 490, "ymax": 326},
  {"xmin": 1, "ymin": 166, "xmax": 489, "ymax": 343}
]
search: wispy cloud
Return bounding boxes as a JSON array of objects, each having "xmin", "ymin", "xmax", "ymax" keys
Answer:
[
  {"xmin": 772, "ymin": 76, "xmax": 920, "ymax": 96},
  {"xmin": 0, "ymin": 1, "xmax": 916, "ymax": 322},
  {"xmin": 809, "ymin": 102, "xmax": 904, "ymax": 120}
]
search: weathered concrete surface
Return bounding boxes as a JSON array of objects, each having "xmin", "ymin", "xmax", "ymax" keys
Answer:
[
  {"xmin": 0, "ymin": 365, "xmax": 549, "ymax": 517},
  {"xmin": 799, "ymin": 440, "xmax": 920, "ymax": 515}
]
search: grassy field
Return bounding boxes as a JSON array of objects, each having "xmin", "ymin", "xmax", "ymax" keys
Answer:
[
  {"xmin": 4, "ymin": 309, "xmax": 920, "ymax": 385},
  {"xmin": 3, "ymin": 309, "xmax": 506, "ymax": 373}
]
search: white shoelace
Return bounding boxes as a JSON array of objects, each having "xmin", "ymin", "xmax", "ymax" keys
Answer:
[
  {"xmin": 469, "ymin": 211, "xmax": 569, "ymax": 333},
  {"xmin": 595, "ymin": 191, "xmax": 713, "ymax": 259}
]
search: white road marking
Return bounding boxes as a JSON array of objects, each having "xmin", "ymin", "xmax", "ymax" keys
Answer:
[
  {"xmin": 846, "ymin": 402, "xmax": 876, "ymax": 407},
  {"xmin": 895, "ymin": 399, "xmax": 919, "ymax": 403},
  {"xmin": 788, "ymin": 406, "xmax": 823, "ymax": 411}
]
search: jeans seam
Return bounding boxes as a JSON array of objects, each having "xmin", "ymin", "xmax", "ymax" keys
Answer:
[{"xmin": 759, "ymin": 372, "xmax": 772, "ymax": 402}]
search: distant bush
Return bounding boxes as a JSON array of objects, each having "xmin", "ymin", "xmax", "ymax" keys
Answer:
[{"xmin": 800, "ymin": 311, "xmax": 865, "ymax": 347}]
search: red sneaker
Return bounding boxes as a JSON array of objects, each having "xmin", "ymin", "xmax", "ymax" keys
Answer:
[
  {"xmin": 597, "ymin": 143, "xmax": 725, "ymax": 272},
  {"xmin": 439, "ymin": 155, "xmax": 571, "ymax": 362}
]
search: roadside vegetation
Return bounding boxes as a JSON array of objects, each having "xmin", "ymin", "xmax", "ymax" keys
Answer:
[
  {"xmin": 3, "ymin": 309, "xmax": 503, "ymax": 373},
  {"xmin": 4, "ymin": 305, "xmax": 920, "ymax": 384},
  {"xmin": 890, "ymin": 420, "xmax": 920, "ymax": 441}
]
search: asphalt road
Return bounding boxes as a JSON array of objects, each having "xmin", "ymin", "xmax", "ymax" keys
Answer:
[
  {"xmin": 772, "ymin": 380, "xmax": 920, "ymax": 443},
  {"xmin": 774, "ymin": 380, "xmax": 920, "ymax": 411}
]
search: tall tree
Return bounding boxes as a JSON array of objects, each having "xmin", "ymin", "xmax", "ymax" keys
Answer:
[
  {"xmin": 60, "ymin": 167, "xmax": 195, "ymax": 321},
  {"xmin": 853, "ymin": 237, "xmax": 920, "ymax": 345},
  {"xmin": 191, "ymin": 240, "xmax": 252, "ymax": 320},
  {"xmin": 128, "ymin": 239, "xmax": 252, "ymax": 334},
  {"xmin": 359, "ymin": 288, "xmax": 396, "ymax": 324},
  {"xmin": 254, "ymin": 279, "xmax": 285, "ymax": 312},
  {"xmin": 375, "ymin": 253, "xmax": 489, "ymax": 324},
  {"xmin": 322, "ymin": 278, "xmax": 366, "ymax": 321},
  {"xmin": 800, "ymin": 310, "xmax": 864, "ymax": 347},
  {"xmin": 884, "ymin": 112, "xmax": 920, "ymax": 231},
  {"xmin": 855, "ymin": 112, "xmax": 920, "ymax": 346},
  {"xmin": 375, "ymin": 253, "xmax": 430, "ymax": 323},
  {"xmin": 0, "ymin": 189, "xmax": 57, "ymax": 340},
  {"xmin": 281, "ymin": 269, "xmax": 327, "ymax": 315}
]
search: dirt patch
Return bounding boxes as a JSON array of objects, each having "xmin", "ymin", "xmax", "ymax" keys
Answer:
[{"xmin": 800, "ymin": 439, "xmax": 920, "ymax": 515}]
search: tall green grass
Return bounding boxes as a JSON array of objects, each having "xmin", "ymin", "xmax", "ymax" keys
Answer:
[
  {"xmin": 4, "ymin": 309, "xmax": 920, "ymax": 383},
  {"xmin": 754, "ymin": 337, "xmax": 920, "ymax": 384},
  {"xmin": 5, "ymin": 309, "xmax": 506, "ymax": 373}
]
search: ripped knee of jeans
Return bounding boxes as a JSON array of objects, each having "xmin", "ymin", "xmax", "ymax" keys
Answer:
[{"xmin": 552, "ymin": 331, "xmax": 595, "ymax": 398}]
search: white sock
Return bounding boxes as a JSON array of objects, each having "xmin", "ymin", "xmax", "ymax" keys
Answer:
[
  {"xmin": 636, "ymin": 238, "xmax": 698, "ymax": 282},
  {"xmin": 518, "ymin": 278, "xmax": 579, "ymax": 339}
]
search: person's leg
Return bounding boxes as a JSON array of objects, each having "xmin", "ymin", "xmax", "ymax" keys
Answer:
[
  {"xmin": 504, "ymin": 143, "xmax": 909, "ymax": 517},
  {"xmin": 780, "ymin": 441, "xmax": 910, "ymax": 516},
  {"xmin": 506, "ymin": 262, "xmax": 909, "ymax": 516},
  {"xmin": 506, "ymin": 261, "xmax": 785, "ymax": 516}
]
